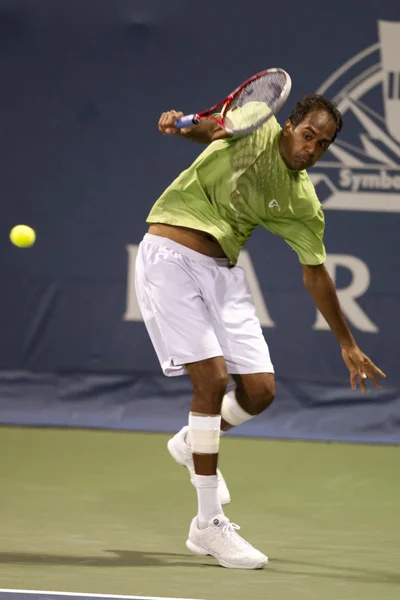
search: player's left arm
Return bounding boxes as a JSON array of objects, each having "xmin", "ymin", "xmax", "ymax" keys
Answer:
[{"xmin": 302, "ymin": 263, "xmax": 386, "ymax": 393}]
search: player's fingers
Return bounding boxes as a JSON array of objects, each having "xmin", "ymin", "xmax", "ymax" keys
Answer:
[
  {"xmin": 163, "ymin": 110, "xmax": 176, "ymax": 121},
  {"xmin": 163, "ymin": 110, "xmax": 178, "ymax": 122},
  {"xmin": 167, "ymin": 111, "xmax": 183, "ymax": 124},
  {"xmin": 357, "ymin": 368, "xmax": 367, "ymax": 394},
  {"xmin": 366, "ymin": 372, "xmax": 381, "ymax": 389},
  {"xmin": 159, "ymin": 112, "xmax": 174, "ymax": 133},
  {"xmin": 350, "ymin": 369, "xmax": 357, "ymax": 391},
  {"xmin": 364, "ymin": 361, "xmax": 386, "ymax": 388},
  {"xmin": 159, "ymin": 110, "xmax": 185, "ymax": 135},
  {"xmin": 369, "ymin": 362, "xmax": 387, "ymax": 379},
  {"xmin": 165, "ymin": 122, "xmax": 180, "ymax": 135},
  {"xmin": 160, "ymin": 110, "xmax": 176, "ymax": 124},
  {"xmin": 158, "ymin": 112, "xmax": 167, "ymax": 131},
  {"xmin": 166, "ymin": 111, "xmax": 185, "ymax": 135},
  {"xmin": 172, "ymin": 111, "xmax": 184, "ymax": 128},
  {"xmin": 358, "ymin": 356, "xmax": 368, "ymax": 376}
]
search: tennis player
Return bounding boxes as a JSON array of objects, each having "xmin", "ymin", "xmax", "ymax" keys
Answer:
[{"xmin": 135, "ymin": 94, "xmax": 386, "ymax": 569}]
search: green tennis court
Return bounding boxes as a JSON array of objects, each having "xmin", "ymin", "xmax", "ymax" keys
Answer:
[{"xmin": 1, "ymin": 427, "xmax": 399, "ymax": 600}]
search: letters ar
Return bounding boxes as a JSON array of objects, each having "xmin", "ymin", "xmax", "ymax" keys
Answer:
[{"xmin": 124, "ymin": 246, "xmax": 378, "ymax": 333}]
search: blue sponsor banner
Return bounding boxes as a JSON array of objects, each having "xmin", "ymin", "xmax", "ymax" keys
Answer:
[{"xmin": 0, "ymin": 1, "xmax": 399, "ymax": 399}]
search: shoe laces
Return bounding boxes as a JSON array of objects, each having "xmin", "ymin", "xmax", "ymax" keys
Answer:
[
  {"xmin": 221, "ymin": 521, "xmax": 252, "ymax": 550},
  {"xmin": 222, "ymin": 521, "xmax": 240, "ymax": 536}
]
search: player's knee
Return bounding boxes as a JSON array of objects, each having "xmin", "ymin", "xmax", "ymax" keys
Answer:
[
  {"xmin": 187, "ymin": 357, "xmax": 229, "ymax": 414},
  {"xmin": 192, "ymin": 372, "xmax": 229, "ymax": 399},
  {"xmin": 239, "ymin": 376, "xmax": 276, "ymax": 415},
  {"xmin": 192, "ymin": 372, "xmax": 229, "ymax": 414},
  {"xmin": 248, "ymin": 384, "xmax": 276, "ymax": 414}
]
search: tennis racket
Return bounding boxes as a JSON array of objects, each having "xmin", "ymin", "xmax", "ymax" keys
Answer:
[{"xmin": 175, "ymin": 68, "xmax": 292, "ymax": 136}]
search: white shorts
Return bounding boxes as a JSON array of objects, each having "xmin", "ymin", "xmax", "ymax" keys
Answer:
[{"xmin": 135, "ymin": 233, "xmax": 274, "ymax": 377}]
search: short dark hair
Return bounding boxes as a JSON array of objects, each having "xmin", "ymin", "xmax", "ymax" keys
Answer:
[{"xmin": 289, "ymin": 94, "xmax": 343, "ymax": 142}]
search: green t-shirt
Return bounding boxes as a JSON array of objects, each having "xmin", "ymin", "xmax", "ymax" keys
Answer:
[{"xmin": 146, "ymin": 115, "xmax": 326, "ymax": 266}]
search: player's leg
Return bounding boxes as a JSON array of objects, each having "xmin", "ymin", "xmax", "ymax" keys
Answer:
[
  {"xmin": 167, "ymin": 375, "xmax": 231, "ymax": 504},
  {"xmin": 184, "ymin": 355, "xmax": 268, "ymax": 569},
  {"xmin": 211, "ymin": 261, "xmax": 276, "ymax": 433},
  {"xmin": 171, "ymin": 372, "xmax": 275, "ymax": 494},
  {"xmin": 168, "ymin": 256, "xmax": 275, "ymax": 499},
  {"xmin": 135, "ymin": 234, "xmax": 230, "ymax": 504},
  {"xmin": 186, "ymin": 356, "xmax": 228, "ymax": 525},
  {"xmin": 135, "ymin": 236, "xmax": 267, "ymax": 568},
  {"xmin": 221, "ymin": 372, "xmax": 276, "ymax": 431}
]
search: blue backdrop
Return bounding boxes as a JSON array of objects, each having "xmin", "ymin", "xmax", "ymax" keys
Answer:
[{"xmin": 0, "ymin": 0, "xmax": 399, "ymax": 443}]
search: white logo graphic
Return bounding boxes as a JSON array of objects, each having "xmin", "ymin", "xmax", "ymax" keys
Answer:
[
  {"xmin": 310, "ymin": 20, "xmax": 400, "ymax": 212},
  {"xmin": 268, "ymin": 199, "xmax": 281, "ymax": 210}
]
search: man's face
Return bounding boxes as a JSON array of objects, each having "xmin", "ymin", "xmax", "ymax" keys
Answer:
[{"xmin": 279, "ymin": 109, "xmax": 336, "ymax": 171}]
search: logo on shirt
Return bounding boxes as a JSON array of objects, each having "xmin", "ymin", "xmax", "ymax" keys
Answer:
[
  {"xmin": 310, "ymin": 20, "xmax": 400, "ymax": 213},
  {"xmin": 268, "ymin": 199, "xmax": 281, "ymax": 211}
]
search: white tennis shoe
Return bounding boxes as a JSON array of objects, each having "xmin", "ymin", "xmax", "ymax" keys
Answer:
[
  {"xmin": 186, "ymin": 514, "xmax": 268, "ymax": 569},
  {"xmin": 167, "ymin": 426, "xmax": 231, "ymax": 505}
]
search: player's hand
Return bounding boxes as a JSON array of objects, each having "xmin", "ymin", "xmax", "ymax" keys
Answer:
[
  {"xmin": 341, "ymin": 344, "xmax": 386, "ymax": 394},
  {"xmin": 158, "ymin": 110, "xmax": 187, "ymax": 136}
]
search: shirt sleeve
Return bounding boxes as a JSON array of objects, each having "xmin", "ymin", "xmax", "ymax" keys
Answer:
[{"xmin": 265, "ymin": 206, "xmax": 327, "ymax": 265}]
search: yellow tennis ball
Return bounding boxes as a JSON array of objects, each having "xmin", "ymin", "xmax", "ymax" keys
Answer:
[{"xmin": 9, "ymin": 224, "xmax": 36, "ymax": 248}]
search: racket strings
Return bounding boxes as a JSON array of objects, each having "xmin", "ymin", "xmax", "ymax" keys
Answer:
[{"xmin": 225, "ymin": 71, "xmax": 289, "ymax": 133}]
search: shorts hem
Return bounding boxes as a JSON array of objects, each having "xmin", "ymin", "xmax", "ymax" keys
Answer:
[
  {"xmin": 227, "ymin": 366, "xmax": 275, "ymax": 375},
  {"xmin": 224, "ymin": 356, "xmax": 275, "ymax": 375},
  {"xmin": 170, "ymin": 349, "xmax": 224, "ymax": 366}
]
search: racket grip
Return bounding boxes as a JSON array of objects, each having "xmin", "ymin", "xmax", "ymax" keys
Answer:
[{"xmin": 175, "ymin": 114, "xmax": 198, "ymax": 129}]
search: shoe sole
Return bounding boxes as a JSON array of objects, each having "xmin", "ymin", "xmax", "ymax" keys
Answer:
[
  {"xmin": 186, "ymin": 539, "xmax": 268, "ymax": 569},
  {"xmin": 167, "ymin": 438, "xmax": 231, "ymax": 506}
]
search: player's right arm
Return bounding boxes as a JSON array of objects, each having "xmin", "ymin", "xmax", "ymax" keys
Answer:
[
  {"xmin": 268, "ymin": 210, "xmax": 386, "ymax": 394},
  {"xmin": 158, "ymin": 110, "xmax": 231, "ymax": 144},
  {"xmin": 302, "ymin": 263, "xmax": 386, "ymax": 393}
]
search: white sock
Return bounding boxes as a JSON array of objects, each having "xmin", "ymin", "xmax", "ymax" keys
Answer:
[{"xmin": 194, "ymin": 474, "xmax": 223, "ymax": 529}]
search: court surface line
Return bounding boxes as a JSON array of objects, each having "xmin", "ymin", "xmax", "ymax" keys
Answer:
[{"xmin": 0, "ymin": 590, "xmax": 204, "ymax": 600}]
